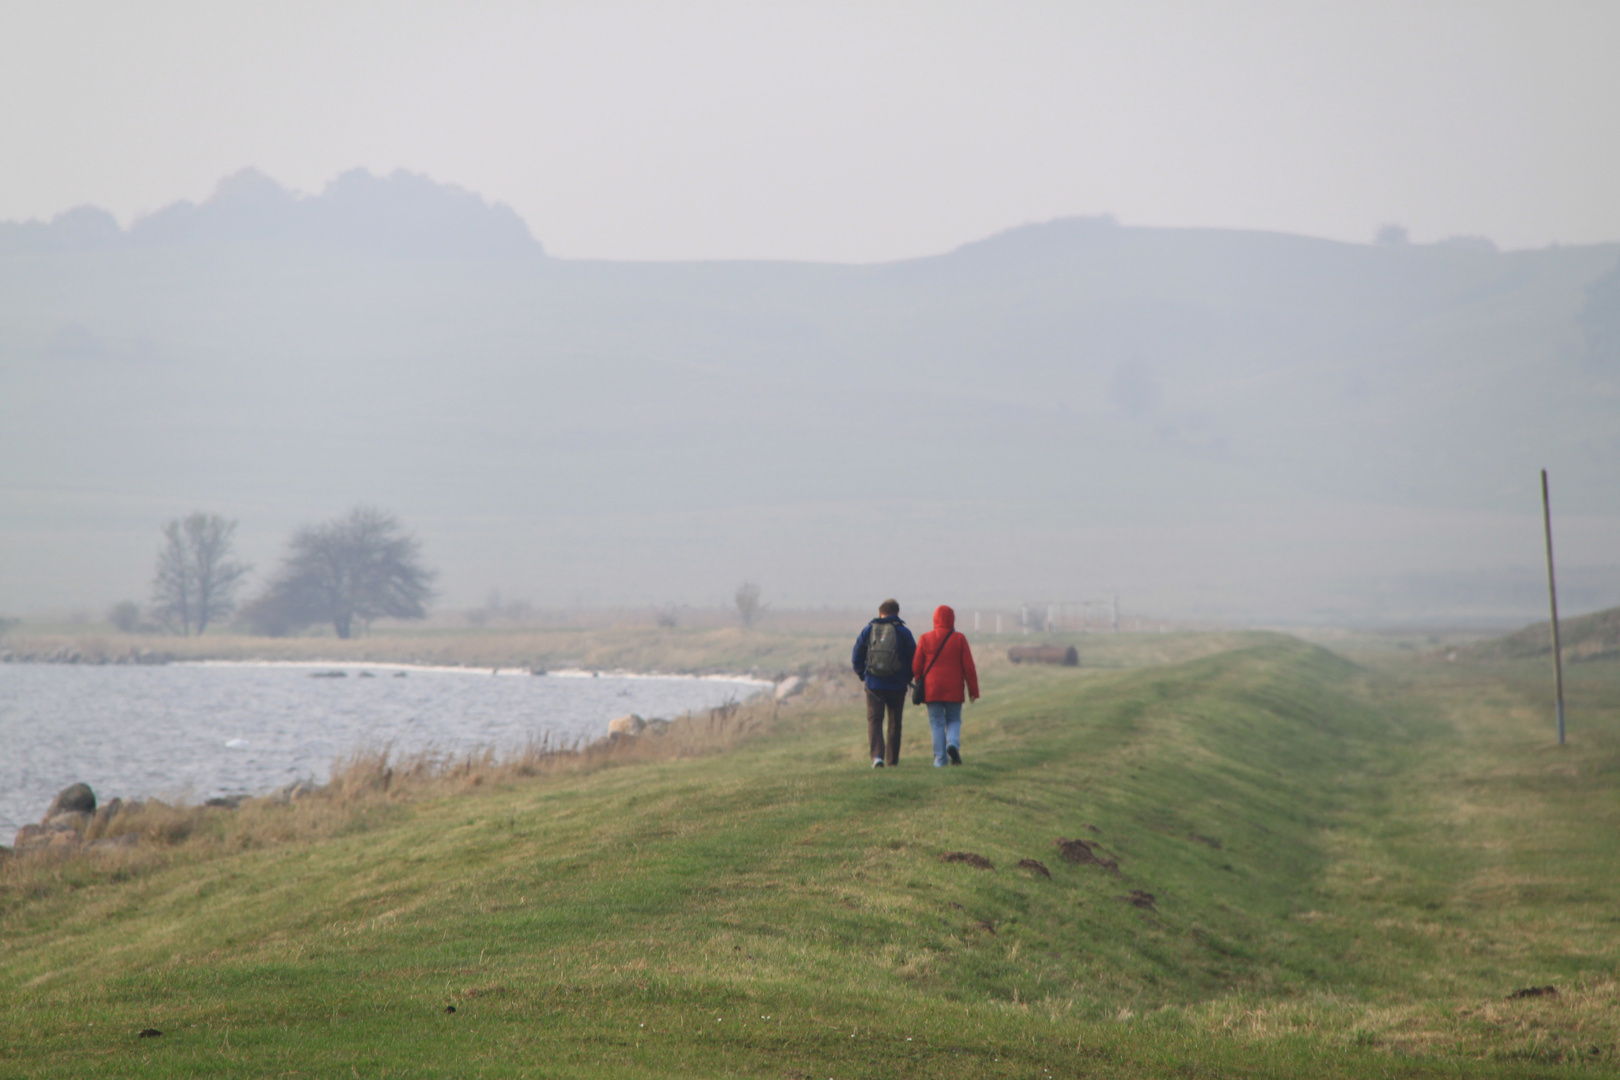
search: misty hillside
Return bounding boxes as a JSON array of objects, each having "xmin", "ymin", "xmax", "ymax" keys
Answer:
[
  {"xmin": 2, "ymin": 170, "xmax": 1617, "ymax": 622},
  {"xmin": 0, "ymin": 168, "xmax": 541, "ymax": 258},
  {"xmin": 1466, "ymin": 605, "xmax": 1620, "ymax": 663}
]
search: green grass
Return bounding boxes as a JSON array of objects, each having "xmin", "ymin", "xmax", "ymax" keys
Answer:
[{"xmin": 4, "ymin": 633, "xmax": 1618, "ymax": 1077}]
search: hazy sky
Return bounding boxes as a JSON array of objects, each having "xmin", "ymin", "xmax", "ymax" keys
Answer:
[{"xmin": 4, "ymin": 2, "xmax": 1619, "ymax": 260}]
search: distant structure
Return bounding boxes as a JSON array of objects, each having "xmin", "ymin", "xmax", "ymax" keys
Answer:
[
  {"xmin": 1008, "ymin": 644, "xmax": 1079, "ymax": 666},
  {"xmin": 1017, "ymin": 600, "xmax": 1122, "ymax": 633}
]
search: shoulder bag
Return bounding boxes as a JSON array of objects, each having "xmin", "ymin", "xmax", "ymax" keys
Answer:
[{"xmin": 911, "ymin": 628, "xmax": 954, "ymax": 706}]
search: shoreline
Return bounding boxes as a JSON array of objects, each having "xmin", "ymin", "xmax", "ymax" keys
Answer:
[
  {"xmin": 0, "ymin": 647, "xmax": 780, "ymax": 686},
  {"xmin": 1, "ymin": 663, "xmax": 783, "ymax": 837},
  {"xmin": 177, "ymin": 659, "xmax": 775, "ymax": 686},
  {"xmin": 0, "ymin": 625, "xmax": 855, "ymax": 680}
]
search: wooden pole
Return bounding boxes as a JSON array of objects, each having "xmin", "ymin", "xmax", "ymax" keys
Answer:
[{"xmin": 1541, "ymin": 469, "xmax": 1566, "ymax": 746}]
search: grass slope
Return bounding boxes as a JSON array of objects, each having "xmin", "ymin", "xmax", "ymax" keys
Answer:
[{"xmin": 4, "ymin": 634, "xmax": 1618, "ymax": 1078}]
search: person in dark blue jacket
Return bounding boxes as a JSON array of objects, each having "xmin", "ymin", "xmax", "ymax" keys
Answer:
[{"xmin": 852, "ymin": 599, "xmax": 917, "ymax": 768}]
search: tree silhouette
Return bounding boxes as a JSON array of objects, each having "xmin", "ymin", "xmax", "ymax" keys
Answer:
[
  {"xmin": 734, "ymin": 581, "xmax": 763, "ymax": 628},
  {"xmin": 247, "ymin": 507, "xmax": 434, "ymax": 638},
  {"xmin": 1374, "ymin": 224, "xmax": 1409, "ymax": 246},
  {"xmin": 108, "ymin": 601, "xmax": 142, "ymax": 632},
  {"xmin": 150, "ymin": 513, "xmax": 251, "ymax": 635}
]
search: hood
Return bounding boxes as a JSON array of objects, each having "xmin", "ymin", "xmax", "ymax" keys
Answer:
[{"xmin": 933, "ymin": 605, "xmax": 956, "ymax": 631}]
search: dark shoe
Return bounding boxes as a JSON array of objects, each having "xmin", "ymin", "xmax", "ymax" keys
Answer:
[
  {"xmin": 872, "ymin": 758, "xmax": 885, "ymax": 768},
  {"xmin": 947, "ymin": 745, "xmax": 962, "ymax": 765}
]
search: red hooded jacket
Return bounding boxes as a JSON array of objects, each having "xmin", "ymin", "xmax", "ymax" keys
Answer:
[{"xmin": 912, "ymin": 605, "xmax": 979, "ymax": 703}]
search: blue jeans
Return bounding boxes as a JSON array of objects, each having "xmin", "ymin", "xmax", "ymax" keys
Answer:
[{"xmin": 927, "ymin": 701, "xmax": 962, "ymax": 767}]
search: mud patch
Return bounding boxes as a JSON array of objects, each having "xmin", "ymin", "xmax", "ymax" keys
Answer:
[
  {"xmin": 1056, "ymin": 837, "xmax": 1119, "ymax": 872},
  {"xmin": 942, "ymin": 851, "xmax": 993, "ymax": 870},
  {"xmin": 1017, "ymin": 858, "xmax": 1052, "ymax": 878},
  {"xmin": 1188, "ymin": 833, "xmax": 1222, "ymax": 849},
  {"xmin": 1119, "ymin": 890, "xmax": 1157, "ymax": 910}
]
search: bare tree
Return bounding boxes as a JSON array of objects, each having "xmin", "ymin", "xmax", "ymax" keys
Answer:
[
  {"xmin": 107, "ymin": 601, "xmax": 142, "ymax": 632},
  {"xmin": 151, "ymin": 526, "xmax": 192, "ymax": 633},
  {"xmin": 247, "ymin": 506, "xmax": 434, "ymax": 639},
  {"xmin": 1374, "ymin": 223, "xmax": 1410, "ymax": 246},
  {"xmin": 150, "ymin": 513, "xmax": 251, "ymax": 635},
  {"xmin": 734, "ymin": 581, "xmax": 763, "ymax": 628}
]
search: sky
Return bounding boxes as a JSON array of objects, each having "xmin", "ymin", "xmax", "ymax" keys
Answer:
[{"xmin": 4, "ymin": 1, "xmax": 1620, "ymax": 262}]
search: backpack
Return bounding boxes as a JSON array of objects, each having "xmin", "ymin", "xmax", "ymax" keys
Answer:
[{"xmin": 866, "ymin": 620, "xmax": 903, "ymax": 678}]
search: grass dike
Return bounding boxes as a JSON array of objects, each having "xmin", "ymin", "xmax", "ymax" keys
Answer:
[{"xmin": 3, "ymin": 630, "xmax": 1618, "ymax": 1077}]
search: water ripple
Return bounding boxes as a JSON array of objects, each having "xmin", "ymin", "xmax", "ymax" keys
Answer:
[{"xmin": 0, "ymin": 662, "xmax": 765, "ymax": 833}]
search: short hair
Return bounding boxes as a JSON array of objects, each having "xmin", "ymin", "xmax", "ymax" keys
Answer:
[{"xmin": 878, "ymin": 599, "xmax": 900, "ymax": 616}]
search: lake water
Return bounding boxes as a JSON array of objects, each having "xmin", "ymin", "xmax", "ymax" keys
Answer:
[{"xmin": 0, "ymin": 661, "xmax": 767, "ymax": 835}]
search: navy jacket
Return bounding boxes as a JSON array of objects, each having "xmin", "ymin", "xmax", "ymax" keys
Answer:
[{"xmin": 852, "ymin": 616, "xmax": 917, "ymax": 693}]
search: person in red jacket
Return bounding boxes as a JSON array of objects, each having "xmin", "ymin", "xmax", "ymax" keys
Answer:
[{"xmin": 912, "ymin": 604, "xmax": 980, "ymax": 766}]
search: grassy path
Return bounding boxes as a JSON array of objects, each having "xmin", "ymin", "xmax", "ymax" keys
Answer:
[{"xmin": 4, "ymin": 634, "xmax": 1617, "ymax": 1077}]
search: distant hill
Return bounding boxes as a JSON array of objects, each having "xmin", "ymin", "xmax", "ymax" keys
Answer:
[
  {"xmin": 0, "ymin": 168, "xmax": 542, "ymax": 258},
  {"xmin": 1466, "ymin": 605, "xmax": 1620, "ymax": 662},
  {"xmin": 1, "ymin": 171, "xmax": 1616, "ymax": 621}
]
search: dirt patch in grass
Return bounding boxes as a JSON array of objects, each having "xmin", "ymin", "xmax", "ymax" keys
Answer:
[
  {"xmin": 941, "ymin": 851, "xmax": 993, "ymax": 870},
  {"xmin": 1017, "ymin": 858, "xmax": 1051, "ymax": 878},
  {"xmin": 1507, "ymin": 985, "xmax": 1559, "ymax": 1000},
  {"xmin": 1056, "ymin": 837, "xmax": 1118, "ymax": 872}
]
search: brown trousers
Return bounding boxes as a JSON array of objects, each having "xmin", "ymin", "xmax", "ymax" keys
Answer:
[{"xmin": 866, "ymin": 687, "xmax": 906, "ymax": 765}]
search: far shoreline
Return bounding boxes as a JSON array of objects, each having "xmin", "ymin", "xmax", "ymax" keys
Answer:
[
  {"xmin": 179, "ymin": 658, "xmax": 774, "ymax": 686},
  {"xmin": 0, "ymin": 624, "xmax": 856, "ymax": 681}
]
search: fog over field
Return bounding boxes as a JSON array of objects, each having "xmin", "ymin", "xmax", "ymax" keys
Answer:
[
  {"xmin": 5, "ymin": 4, "xmax": 1618, "ymax": 629},
  {"xmin": 3, "ymin": 168, "xmax": 1617, "ymax": 625}
]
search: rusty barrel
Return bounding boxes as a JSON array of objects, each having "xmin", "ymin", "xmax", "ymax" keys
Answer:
[{"xmin": 1007, "ymin": 644, "xmax": 1079, "ymax": 666}]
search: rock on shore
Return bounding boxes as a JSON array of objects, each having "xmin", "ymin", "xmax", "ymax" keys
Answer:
[
  {"xmin": 44, "ymin": 782, "xmax": 96, "ymax": 818},
  {"xmin": 12, "ymin": 782, "xmax": 140, "ymax": 854}
]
